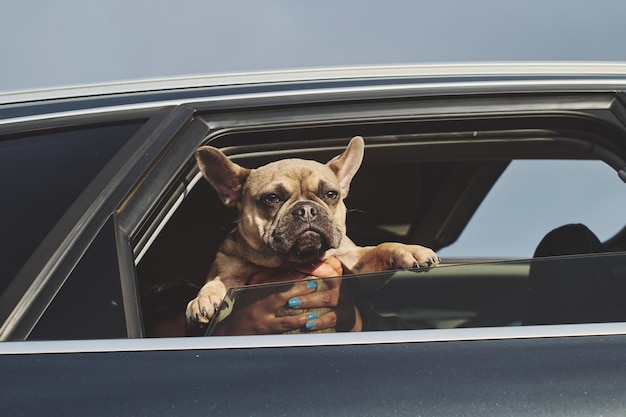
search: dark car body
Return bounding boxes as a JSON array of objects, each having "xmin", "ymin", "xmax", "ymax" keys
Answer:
[{"xmin": 3, "ymin": 63, "xmax": 626, "ymax": 416}]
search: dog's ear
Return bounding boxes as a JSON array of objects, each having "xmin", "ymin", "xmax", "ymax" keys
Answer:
[
  {"xmin": 196, "ymin": 146, "xmax": 250, "ymax": 207},
  {"xmin": 327, "ymin": 136, "xmax": 364, "ymax": 197}
]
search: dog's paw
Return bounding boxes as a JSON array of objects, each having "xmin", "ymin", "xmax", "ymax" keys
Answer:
[
  {"xmin": 357, "ymin": 242, "xmax": 440, "ymax": 272},
  {"xmin": 186, "ymin": 295, "xmax": 221, "ymax": 323},
  {"xmin": 185, "ymin": 280, "xmax": 227, "ymax": 323},
  {"xmin": 385, "ymin": 242, "xmax": 440, "ymax": 269}
]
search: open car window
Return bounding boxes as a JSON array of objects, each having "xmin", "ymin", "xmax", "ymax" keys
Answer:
[
  {"xmin": 440, "ymin": 160, "xmax": 626, "ymax": 259},
  {"xmin": 203, "ymin": 251, "xmax": 626, "ymax": 335},
  {"xmin": 134, "ymin": 130, "xmax": 626, "ymax": 338},
  {"xmin": 135, "ymin": 154, "xmax": 626, "ymax": 337}
]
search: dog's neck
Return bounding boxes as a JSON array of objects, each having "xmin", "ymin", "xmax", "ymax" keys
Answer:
[
  {"xmin": 247, "ymin": 256, "xmax": 343, "ymax": 285},
  {"xmin": 222, "ymin": 228, "xmax": 333, "ymax": 269}
]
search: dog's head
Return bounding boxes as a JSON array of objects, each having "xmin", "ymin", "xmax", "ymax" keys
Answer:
[{"xmin": 196, "ymin": 136, "xmax": 364, "ymax": 264}]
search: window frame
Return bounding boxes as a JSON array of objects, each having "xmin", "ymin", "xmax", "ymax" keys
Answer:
[
  {"xmin": 0, "ymin": 106, "xmax": 178, "ymax": 340},
  {"xmin": 5, "ymin": 85, "xmax": 626, "ymax": 342},
  {"xmin": 123, "ymin": 90, "xmax": 626, "ymax": 340}
]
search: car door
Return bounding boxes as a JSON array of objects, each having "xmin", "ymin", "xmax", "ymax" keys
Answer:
[
  {"xmin": 4, "ymin": 70, "xmax": 626, "ymax": 417},
  {"xmin": 0, "ymin": 103, "xmax": 183, "ymax": 340}
]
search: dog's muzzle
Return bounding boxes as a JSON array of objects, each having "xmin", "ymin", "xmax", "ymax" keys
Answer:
[
  {"xmin": 269, "ymin": 201, "xmax": 341, "ymax": 262},
  {"xmin": 292, "ymin": 202, "xmax": 318, "ymax": 223}
]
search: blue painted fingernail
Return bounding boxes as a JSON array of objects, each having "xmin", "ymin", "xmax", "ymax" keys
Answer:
[
  {"xmin": 305, "ymin": 321, "xmax": 316, "ymax": 330},
  {"xmin": 288, "ymin": 298, "xmax": 301, "ymax": 308},
  {"xmin": 307, "ymin": 312, "xmax": 318, "ymax": 320},
  {"xmin": 306, "ymin": 280, "xmax": 317, "ymax": 290}
]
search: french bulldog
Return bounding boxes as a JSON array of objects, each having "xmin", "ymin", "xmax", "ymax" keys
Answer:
[{"xmin": 186, "ymin": 136, "xmax": 440, "ymax": 331}]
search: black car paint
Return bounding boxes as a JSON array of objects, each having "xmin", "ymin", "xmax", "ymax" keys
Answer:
[{"xmin": 3, "ymin": 335, "xmax": 626, "ymax": 416}]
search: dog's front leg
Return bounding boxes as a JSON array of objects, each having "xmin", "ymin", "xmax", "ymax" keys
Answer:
[{"xmin": 342, "ymin": 242, "xmax": 440, "ymax": 274}]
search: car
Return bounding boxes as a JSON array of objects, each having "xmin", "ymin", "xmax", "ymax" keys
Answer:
[{"xmin": 2, "ymin": 63, "xmax": 626, "ymax": 416}]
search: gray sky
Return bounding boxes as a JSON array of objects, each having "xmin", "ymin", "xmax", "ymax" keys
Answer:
[
  {"xmin": 2, "ymin": 0, "xmax": 626, "ymax": 258},
  {"xmin": 3, "ymin": 0, "xmax": 626, "ymax": 92}
]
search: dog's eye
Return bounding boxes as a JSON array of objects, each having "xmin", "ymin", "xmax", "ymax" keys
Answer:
[
  {"xmin": 263, "ymin": 193, "xmax": 281, "ymax": 204},
  {"xmin": 325, "ymin": 190, "xmax": 339, "ymax": 200}
]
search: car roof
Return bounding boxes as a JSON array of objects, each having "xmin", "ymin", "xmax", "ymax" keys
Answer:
[{"xmin": 3, "ymin": 61, "xmax": 626, "ymax": 105}]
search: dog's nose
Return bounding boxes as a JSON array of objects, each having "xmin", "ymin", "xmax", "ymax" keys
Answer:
[{"xmin": 292, "ymin": 202, "xmax": 318, "ymax": 222}]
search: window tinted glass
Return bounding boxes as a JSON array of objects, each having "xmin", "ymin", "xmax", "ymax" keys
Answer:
[
  {"xmin": 28, "ymin": 218, "xmax": 126, "ymax": 340},
  {"xmin": 204, "ymin": 251, "xmax": 626, "ymax": 335},
  {"xmin": 440, "ymin": 160, "xmax": 626, "ymax": 258},
  {"xmin": 0, "ymin": 122, "xmax": 142, "ymax": 296}
]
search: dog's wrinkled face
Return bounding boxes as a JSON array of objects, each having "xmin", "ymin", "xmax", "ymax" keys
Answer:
[
  {"xmin": 243, "ymin": 159, "xmax": 346, "ymax": 262},
  {"xmin": 196, "ymin": 136, "xmax": 364, "ymax": 265}
]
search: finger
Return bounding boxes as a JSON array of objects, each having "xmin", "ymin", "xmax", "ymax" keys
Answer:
[
  {"xmin": 323, "ymin": 276, "xmax": 342, "ymax": 291},
  {"xmin": 301, "ymin": 310, "xmax": 337, "ymax": 332},
  {"xmin": 297, "ymin": 287, "xmax": 339, "ymax": 308},
  {"xmin": 298, "ymin": 277, "xmax": 342, "ymax": 308},
  {"xmin": 277, "ymin": 279, "xmax": 319, "ymax": 305},
  {"xmin": 253, "ymin": 306, "xmax": 338, "ymax": 334},
  {"xmin": 271, "ymin": 313, "xmax": 318, "ymax": 333},
  {"xmin": 275, "ymin": 276, "xmax": 343, "ymax": 310}
]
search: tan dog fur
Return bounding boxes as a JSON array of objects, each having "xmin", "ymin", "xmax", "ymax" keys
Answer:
[{"xmin": 186, "ymin": 136, "xmax": 439, "ymax": 326}]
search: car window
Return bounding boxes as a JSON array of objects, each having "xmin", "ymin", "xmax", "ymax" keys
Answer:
[
  {"xmin": 0, "ymin": 122, "xmax": 143, "ymax": 298},
  {"xmin": 133, "ymin": 152, "xmax": 626, "ymax": 337},
  {"xmin": 439, "ymin": 160, "xmax": 626, "ymax": 259},
  {"xmin": 27, "ymin": 218, "xmax": 127, "ymax": 340},
  {"xmin": 201, "ymin": 251, "xmax": 626, "ymax": 334}
]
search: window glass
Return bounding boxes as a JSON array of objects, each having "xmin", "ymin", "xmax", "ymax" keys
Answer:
[
  {"xmin": 28, "ymin": 218, "xmax": 126, "ymax": 340},
  {"xmin": 202, "ymin": 251, "xmax": 626, "ymax": 335},
  {"xmin": 134, "ymin": 156, "xmax": 626, "ymax": 337},
  {"xmin": 0, "ymin": 122, "xmax": 143, "ymax": 297},
  {"xmin": 439, "ymin": 160, "xmax": 626, "ymax": 258}
]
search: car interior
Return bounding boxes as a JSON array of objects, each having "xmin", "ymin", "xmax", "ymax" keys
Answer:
[{"xmin": 135, "ymin": 123, "xmax": 626, "ymax": 337}]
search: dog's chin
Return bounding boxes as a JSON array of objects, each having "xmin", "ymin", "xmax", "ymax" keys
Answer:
[{"xmin": 288, "ymin": 230, "xmax": 330, "ymax": 263}]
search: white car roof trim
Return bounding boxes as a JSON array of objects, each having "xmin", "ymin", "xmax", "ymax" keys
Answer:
[{"xmin": 2, "ymin": 78, "xmax": 626, "ymax": 127}]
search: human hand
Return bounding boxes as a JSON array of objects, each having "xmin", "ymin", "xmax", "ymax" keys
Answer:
[
  {"xmin": 289, "ymin": 257, "xmax": 361, "ymax": 332},
  {"xmin": 212, "ymin": 279, "xmax": 338, "ymax": 335},
  {"xmin": 213, "ymin": 257, "xmax": 361, "ymax": 335}
]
